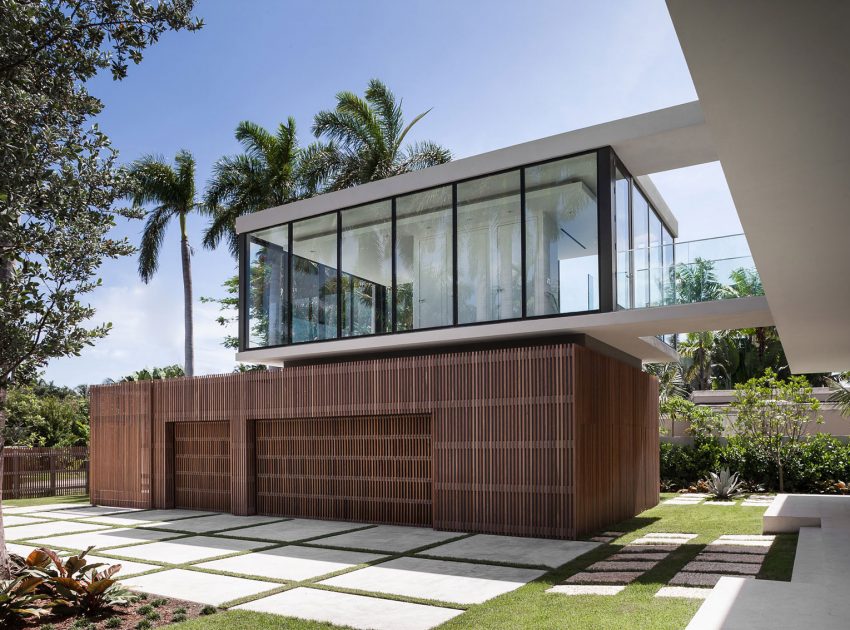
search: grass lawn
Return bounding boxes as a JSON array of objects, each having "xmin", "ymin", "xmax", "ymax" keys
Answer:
[
  {"xmin": 3, "ymin": 492, "xmax": 90, "ymax": 507},
  {"xmin": 162, "ymin": 494, "xmax": 796, "ymax": 630}
]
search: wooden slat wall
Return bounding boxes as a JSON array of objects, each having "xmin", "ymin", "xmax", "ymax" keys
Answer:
[
  {"xmin": 570, "ymin": 345, "xmax": 660, "ymax": 537},
  {"xmin": 173, "ymin": 421, "xmax": 231, "ymax": 512},
  {"xmin": 89, "ymin": 381, "xmax": 152, "ymax": 508},
  {"xmin": 2, "ymin": 447, "xmax": 88, "ymax": 499},
  {"xmin": 89, "ymin": 342, "xmax": 658, "ymax": 539},
  {"xmin": 256, "ymin": 415, "xmax": 431, "ymax": 526}
]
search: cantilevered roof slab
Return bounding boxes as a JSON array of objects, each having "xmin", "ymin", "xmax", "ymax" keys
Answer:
[
  {"xmin": 237, "ymin": 102, "xmax": 719, "ymax": 239},
  {"xmin": 668, "ymin": 0, "xmax": 850, "ymax": 373}
]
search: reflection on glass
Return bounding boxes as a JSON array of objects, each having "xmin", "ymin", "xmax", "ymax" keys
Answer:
[
  {"xmin": 340, "ymin": 200, "xmax": 392, "ymax": 337},
  {"xmin": 662, "ymin": 226, "xmax": 674, "ymax": 304},
  {"xmin": 615, "ymin": 168, "xmax": 631, "ymax": 309},
  {"xmin": 291, "ymin": 213, "xmax": 338, "ymax": 343},
  {"xmin": 395, "ymin": 186, "xmax": 453, "ymax": 330},
  {"xmin": 525, "ymin": 154, "xmax": 599, "ymax": 316},
  {"xmin": 247, "ymin": 225, "xmax": 289, "ymax": 348},
  {"xmin": 649, "ymin": 210, "xmax": 663, "ymax": 306},
  {"xmin": 457, "ymin": 171, "xmax": 521, "ymax": 324},
  {"xmin": 632, "ymin": 187, "xmax": 650, "ymax": 308}
]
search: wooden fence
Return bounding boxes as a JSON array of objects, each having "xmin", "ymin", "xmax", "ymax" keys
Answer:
[{"xmin": 2, "ymin": 446, "xmax": 89, "ymax": 499}]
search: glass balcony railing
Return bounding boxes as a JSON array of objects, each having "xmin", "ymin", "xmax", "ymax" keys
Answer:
[{"xmin": 617, "ymin": 233, "xmax": 761, "ymax": 309}]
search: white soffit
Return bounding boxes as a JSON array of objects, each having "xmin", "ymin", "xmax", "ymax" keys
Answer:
[
  {"xmin": 668, "ymin": 0, "xmax": 850, "ymax": 373},
  {"xmin": 236, "ymin": 102, "xmax": 719, "ymax": 238}
]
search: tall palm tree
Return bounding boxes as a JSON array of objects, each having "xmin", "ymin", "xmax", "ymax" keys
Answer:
[
  {"xmin": 678, "ymin": 330, "xmax": 719, "ymax": 391},
  {"xmin": 301, "ymin": 78, "xmax": 451, "ymax": 192},
  {"xmin": 127, "ymin": 150, "xmax": 201, "ymax": 377},
  {"xmin": 204, "ymin": 118, "xmax": 303, "ymax": 257}
]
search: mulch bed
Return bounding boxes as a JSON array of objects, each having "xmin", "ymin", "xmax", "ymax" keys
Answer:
[{"xmin": 15, "ymin": 593, "xmax": 211, "ymax": 629}]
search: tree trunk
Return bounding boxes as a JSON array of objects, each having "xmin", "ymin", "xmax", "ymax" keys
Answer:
[
  {"xmin": 181, "ymin": 233, "xmax": 194, "ymax": 378},
  {"xmin": 0, "ymin": 382, "xmax": 10, "ymax": 579}
]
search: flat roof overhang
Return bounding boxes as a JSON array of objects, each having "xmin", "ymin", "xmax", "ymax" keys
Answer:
[
  {"xmin": 237, "ymin": 296, "xmax": 773, "ymax": 367},
  {"xmin": 668, "ymin": 0, "xmax": 850, "ymax": 372},
  {"xmin": 236, "ymin": 101, "xmax": 721, "ymax": 238}
]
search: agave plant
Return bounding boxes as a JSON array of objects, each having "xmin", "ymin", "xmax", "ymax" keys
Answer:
[
  {"xmin": 707, "ymin": 468, "xmax": 743, "ymax": 500},
  {"xmin": 29, "ymin": 547, "xmax": 133, "ymax": 614}
]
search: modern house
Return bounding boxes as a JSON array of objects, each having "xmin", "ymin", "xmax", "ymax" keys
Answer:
[{"xmin": 90, "ymin": 100, "xmax": 776, "ymax": 539}]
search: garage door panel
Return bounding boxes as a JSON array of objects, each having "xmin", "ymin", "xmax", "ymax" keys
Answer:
[
  {"xmin": 173, "ymin": 421, "xmax": 230, "ymax": 512},
  {"xmin": 256, "ymin": 415, "xmax": 431, "ymax": 526}
]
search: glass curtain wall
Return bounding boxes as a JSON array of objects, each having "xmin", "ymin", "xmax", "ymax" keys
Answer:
[
  {"xmin": 649, "ymin": 210, "xmax": 663, "ymax": 306},
  {"xmin": 341, "ymin": 200, "xmax": 392, "ymax": 337},
  {"xmin": 614, "ymin": 168, "xmax": 631, "ymax": 309},
  {"xmin": 395, "ymin": 186, "xmax": 453, "ymax": 331},
  {"xmin": 246, "ymin": 225, "xmax": 289, "ymax": 348},
  {"xmin": 525, "ymin": 154, "xmax": 599, "ymax": 316},
  {"xmin": 291, "ymin": 213, "xmax": 338, "ymax": 343},
  {"xmin": 662, "ymin": 225, "xmax": 674, "ymax": 305},
  {"xmin": 632, "ymin": 188, "xmax": 650, "ymax": 308},
  {"xmin": 457, "ymin": 171, "xmax": 522, "ymax": 324}
]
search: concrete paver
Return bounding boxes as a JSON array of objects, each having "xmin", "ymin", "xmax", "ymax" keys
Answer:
[
  {"xmin": 108, "ymin": 535, "xmax": 267, "ymax": 563},
  {"xmin": 224, "ymin": 518, "xmax": 370, "ymax": 542},
  {"xmin": 123, "ymin": 568, "xmax": 276, "ymax": 606},
  {"xmin": 30, "ymin": 526, "xmax": 178, "ymax": 551},
  {"xmin": 422, "ymin": 534, "xmax": 598, "ymax": 568},
  {"xmin": 319, "ymin": 525, "xmax": 463, "ymax": 553}
]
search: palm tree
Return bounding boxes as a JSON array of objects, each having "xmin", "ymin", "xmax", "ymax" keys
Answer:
[
  {"xmin": 645, "ymin": 362, "xmax": 687, "ymax": 403},
  {"xmin": 301, "ymin": 78, "xmax": 451, "ymax": 192},
  {"xmin": 127, "ymin": 150, "xmax": 202, "ymax": 377},
  {"xmin": 678, "ymin": 330, "xmax": 719, "ymax": 390},
  {"xmin": 204, "ymin": 119, "xmax": 303, "ymax": 257},
  {"xmin": 675, "ymin": 258, "xmax": 722, "ymax": 304}
]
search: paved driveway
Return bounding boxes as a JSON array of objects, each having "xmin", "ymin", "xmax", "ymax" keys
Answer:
[{"xmin": 3, "ymin": 503, "xmax": 599, "ymax": 630}]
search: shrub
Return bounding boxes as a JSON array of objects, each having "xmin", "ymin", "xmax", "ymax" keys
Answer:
[
  {"xmin": 200, "ymin": 605, "xmax": 217, "ymax": 615},
  {"xmin": 172, "ymin": 613, "xmax": 187, "ymax": 623},
  {"xmin": 135, "ymin": 621, "xmax": 151, "ymax": 630},
  {"xmin": 707, "ymin": 469, "xmax": 743, "ymax": 500},
  {"xmin": 106, "ymin": 616, "xmax": 123, "ymax": 628},
  {"xmin": 145, "ymin": 610, "xmax": 160, "ymax": 621},
  {"xmin": 0, "ymin": 575, "xmax": 50, "ymax": 622},
  {"xmin": 151, "ymin": 598, "xmax": 167, "ymax": 608},
  {"xmin": 137, "ymin": 604, "xmax": 153, "ymax": 615}
]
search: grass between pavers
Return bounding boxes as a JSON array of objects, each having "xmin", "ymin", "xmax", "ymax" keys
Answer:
[
  {"xmin": 2, "ymin": 493, "xmax": 90, "ymax": 507},
  {"xmin": 5, "ymin": 495, "xmax": 797, "ymax": 630}
]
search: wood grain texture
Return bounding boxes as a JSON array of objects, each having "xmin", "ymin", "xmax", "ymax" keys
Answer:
[
  {"xmin": 89, "ymin": 342, "xmax": 659, "ymax": 539},
  {"xmin": 173, "ymin": 421, "xmax": 231, "ymax": 512},
  {"xmin": 2, "ymin": 447, "xmax": 88, "ymax": 499}
]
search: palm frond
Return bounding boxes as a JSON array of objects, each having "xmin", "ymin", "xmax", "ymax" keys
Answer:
[
  {"xmin": 365, "ymin": 78, "xmax": 403, "ymax": 147},
  {"xmin": 174, "ymin": 149, "xmax": 196, "ymax": 211},
  {"xmin": 398, "ymin": 140, "xmax": 452, "ymax": 172},
  {"xmin": 127, "ymin": 155, "xmax": 180, "ymax": 208},
  {"xmin": 138, "ymin": 205, "xmax": 173, "ymax": 282},
  {"xmin": 395, "ymin": 108, "xmax": 431, "ymax": 153},
  {"xmin": 235, "ymin": 121, "xmax": 277, "ymax": 162}
]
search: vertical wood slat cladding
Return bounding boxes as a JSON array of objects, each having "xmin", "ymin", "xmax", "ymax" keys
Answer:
[
  {"xmin": 571, "ymin": 345, "xmax": 660, "ymax": 537},
  {"xmin": 173, "ymin": 421, "xmax": 231, "ymax": 512},
  {"xmin": 256, "ymin": 415, "xmax": 431, "ymax": 526},
  {"xmin": 89, "ymin": 342, "xmax": 659, "ymax": 539}
]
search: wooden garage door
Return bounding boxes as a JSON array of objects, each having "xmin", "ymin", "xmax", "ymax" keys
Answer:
[
  {"xmin": 173, "ymin": 421, "xmax": 230, "ymax": 512},
  {"xmin": 256, "ymin": 415, "xmax": 431, "ymax": 526}
]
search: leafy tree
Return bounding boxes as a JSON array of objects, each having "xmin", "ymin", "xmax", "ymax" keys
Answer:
[
  {"xmin": 4, "ymin": 387, "xmax": 88, "ymax": 447},
  {"xmin": 204, "ymin": 119, "xmax": 305, "ymax": 257},
  {"xmin": 828, "ymin": 372, "xmax": 850, "ymax": 417},
  {"xmin": 675, "ymin": 258, "xmax": 722, "ymax": 304},
  {"xmin": 301, "ymin": 79, "xmax": 451, "ymax": 192},
  {"xmin": 0, "ymin": 0, "xmax": 201, "ymax": 577},
  {"xmin": 113, "ymin": 365, "xmax": 186, "ymax": 382},
  {"xmin": 645, "ymin": 362, "xmax": 686, "ymax": 407},
  {"xmin": 660, "ymin": 396, "xmax": 724, "ymax": 442},
  {"xmin": 678, "ymin": 331, "xmax": 720, "ymax": 390},
  {"xmin": 730, "ymin": 369, "xmax": 822, "ymax": 492},
  {"xmin": 127, "ymin": 151, "xmax": 203, "ymax": 377}
]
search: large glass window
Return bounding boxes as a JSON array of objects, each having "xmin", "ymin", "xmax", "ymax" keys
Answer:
[
  {"xmin": 246, "ymin": 225, "xmax": 289, "ymax": 348},
  {"xmin": 525, "ymin": 154, "xmax": 599, "ymax": 316},
  {"xmin": 341, "ymin": 200, "xmax": 392, "ymax": 337},
  {"xmin": 649, "ymin": 210, "xmax": 663, "ymax": 306},
  {"xmin": 632, "ymin": 187, "xmax": 650, "ymax": 308},
  {"xmin": 395, "ymin": 186, "xmax": 453, "ymax": 330},
  {"xmin": 457, "ymin": 171, "xmax": 522, "ymax": 324},
  {"xmin": 614, "ymin": 168, "xmax": 631, "ymax": 309},
  {"xmin": 662, "ymin": 225, "xmax": 674, "ymax": 305},
  {"xmin": 291, "ymin": 213, "xmax": 338, "ymax": 343}
]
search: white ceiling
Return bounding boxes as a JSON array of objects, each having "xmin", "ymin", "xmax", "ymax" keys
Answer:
[{"xmin": 668, "ymin": 0, "xmax": 850, "ymax": 373}]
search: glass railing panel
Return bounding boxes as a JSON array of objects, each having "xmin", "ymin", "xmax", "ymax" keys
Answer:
[{"xmin": 617, "ymin": 233, "xmax": 761, "ymax": 309}]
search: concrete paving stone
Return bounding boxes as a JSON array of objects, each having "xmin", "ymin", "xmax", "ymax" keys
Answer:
[
  {"xmin": 586, "ymin": 560, "xmax": 659, "ymax": 572},
  {"xmin": 8, "ymin": 520, "xmax": 109, "ymax": 541},
  {"xmin": 620, "ymin": 544, "xmax": 680, "ymax": 553},
  {"xmin": 320, "ymin": 556, "xmax": 545, "ymax": 605},
  {"xmin": 704, "ymin": 544, "xmax": 769, "ymax": 555},
  {"xmin": 683, "ymin": 561, "xmax": 760, "ymax": 575},
  {"xmin": 602, "ymin": 531, "xmax": 625, "ymax": 536},
  {"xmin": 36, "ymin": 506, "xmax": 143, "ymax": 519},
  {"xmin": 84, "ymin": 555, "xmax": 164, "ymax": 577},
  {"xmin": 630, "ymin": 537, "xmax": 687, "ymax": 546},
  {"xmin": 320, "ymin": 525, "xmax": 464, "ymax": 553},
  {"xmin": 655, "ymin": 586, "xmax": 711, "ymax": 599},
  {"xmin": 224, "ymin": 518, "xmax": 370, "ymax": 542},
  {"xmin": 6, "ymin": 543, "xmax": 40, "ymax": 557},
  {"xmin": 547, "ymin": 584, "xmax": 625, "ymax": 595},
  {"xmin": 1, "ymin": 502, "xmax": 86, "ymax": 514},
  {"xmin": 196, "ymin": 545, "xmax": 385, "ymax": 581},
  {"xmin": 644, "ymin": 533, "xmax": 697, "ymax": 540},
  {"xmin": 589, "ymin": 536, "xmax": 615, "ymax": 543},
  {"xmin": 663, "ymin": 499, "xmax": 704, "ymax": 505},
  {"xmin": 564, "ymin": 571, "xmax": 642, "ymax": 584},
  {"xmin": 148, "ymin": 514, "xmax": 283, "ymax": 534},
  {"xmin": 235, "ymin": 587, "xmax": 463, "ymax": 630},
  {"xmin": 3, "ymin": 515, "xmax": 49, "ymax": 527},
  {"xmin": 123, "ymin": 568, "xmax": 276, "ymax": 606},
  {"xmin": 717, "ymin": 535, "xmax": 775, "ymax": 541},
  {"xmin": 422, "ymin": 534, "xmax": 599, "ymax": 568},
  {"xmin": 104, "ymin": 509, "xmax": 217, "ymax": 523},
  {"xmin": 708, "ymin": 539, "xmax": 772, "ymax": 548},
  {"xmin": 703, "ymin": 501, "xmax": 736, "ymax": 506},
  {"xmin": 79, "ymin": 514, "xmax": 166, "ymax": 527},
  {"xmin": 608, "ymin": 552, "xmax": 669, "ymax": 561},
  {"xmin": 742, "ymin": 501, "xmax": 772, "ymax": 507},
  {"xmin": 29, "ymin": 527, "xmax": 179, "ymax": 551},
  {"xmin": 108, "ymin": 535, "xmax": 267, "ymax": 564},
  {"xmin": 696, "ymin": 553, "xmax": 764, "ymax": 564},
  {"xmin": 669, "ymin": 572, "xmax": 754, "ymax": 587}
]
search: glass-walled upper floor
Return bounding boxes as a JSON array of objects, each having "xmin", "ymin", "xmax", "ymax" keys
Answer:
[{"xmin": 241, "ymin": 150, "xmax": 606, "ymax": 349}]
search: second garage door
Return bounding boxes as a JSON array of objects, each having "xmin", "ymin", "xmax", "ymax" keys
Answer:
[
  {"xmin": 255, "ymin": 415, "xmax": 431, "ymax": 526},
  {"xmin": 173, "ymin": 421, "xmax": 230, "ymax": 512}
]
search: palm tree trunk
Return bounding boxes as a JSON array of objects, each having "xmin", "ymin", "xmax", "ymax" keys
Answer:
[{"xmin": 180, "ymin": 218, "xmax": 194, "ymax": 377}]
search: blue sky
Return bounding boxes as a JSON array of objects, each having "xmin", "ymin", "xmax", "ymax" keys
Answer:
[{"xmin": 43, "ymin": 0, "xmax": 742, "ymax": 386}]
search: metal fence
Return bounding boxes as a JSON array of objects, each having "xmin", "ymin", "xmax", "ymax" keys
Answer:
[{"xmin": 2, "ymin": 446, "xmax": 89, "ymax": 499}]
